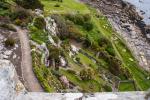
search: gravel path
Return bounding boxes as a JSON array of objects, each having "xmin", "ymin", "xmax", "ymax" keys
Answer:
[{"xmin": 14, "ymin": 25, "xmax": 43, "ymax": 92}]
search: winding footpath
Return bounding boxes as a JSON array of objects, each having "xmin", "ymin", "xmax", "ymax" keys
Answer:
[{"xmin": 14, "ymin": 25, "xmax": 43, "ymax": 92}]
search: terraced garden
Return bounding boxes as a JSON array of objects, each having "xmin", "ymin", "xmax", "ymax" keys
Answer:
[
  {"xmin": 28, "ymin": 0, "xmax": 150, "ymax": 92},
  {"xmin": 2, "ymin": 0, "xmax": 149, "ymax": 92}
]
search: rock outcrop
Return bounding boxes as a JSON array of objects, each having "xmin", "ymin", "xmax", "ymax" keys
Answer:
[{"xmin": 0, "ymin": 60, "xmax": 25, "ymax": 100}]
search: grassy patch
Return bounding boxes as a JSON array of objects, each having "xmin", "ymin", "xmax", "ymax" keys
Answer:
[
  {"xmin": 119, "ymin": 82, "xmax": 136, "ymax": 91},
  {"xmin": 41, "ymin": 0, "xmax": 90, "ymax": 14},
  {"xmin": 32, "ymin": 50, "xmax": 64, "ymax": 92},
  {"xmin": 114, "ymin": 39, "xmax": 150, "ymax": 90},
  {"xmin": 29, "ymin": 25, "xmax": 48, "ymax": 44},
  {"xmin": 60, "ymin": 68, "xmax": 101, "ymax": 92}
]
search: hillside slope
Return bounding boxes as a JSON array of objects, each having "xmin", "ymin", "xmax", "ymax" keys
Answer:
[{"xmin": 0, "ymin": 0, "xmax": 150, "ymax": 92}]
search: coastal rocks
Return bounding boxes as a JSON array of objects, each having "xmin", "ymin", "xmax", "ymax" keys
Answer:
[
  {"xmin": 145, "ymin": 25, "xmax": 150, "ymax": 39},
  {"xmin": 0, "ymin": 60, "xmax": 25, "ymax": 100},
  {"xmin": 45, "ymin": 17, "xmax": 57, "ymax": 36},
  {"xmin": 59, "ymin": 56, "xmax": 67, "ymax": 67},
  {"xmin": 0, "ymin": 33, "xmax": 14, "ymax": 60},
  {"xmin": 59, "ymin": 76, "xmax": 69, "ymax": 88},
  {"xmin": 35, "ymin": 9, "xmax": 44, "ymax": 17},
  {"xmin": 48, "ymin": 35, "xmax": 57, "ymax": 46},
  {"xmin": 71, "ymin": 44, "xmax": 80, "ymax": 54}
]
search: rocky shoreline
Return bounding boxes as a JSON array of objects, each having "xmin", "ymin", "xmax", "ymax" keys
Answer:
[{"xmin": 81, "ymin": 0, "xmax": 150, "ymax": 71}]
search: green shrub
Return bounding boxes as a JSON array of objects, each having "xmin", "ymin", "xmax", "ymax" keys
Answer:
[
  {"xmin": 74, "ymin": 14, "xmax": 84, "ymax": 25},
  {"xmin": 54, "ymin": 4, "xmax": 60, "ymax": 7},
  {"xmin": 47, "ymin": 45, "xmax": 62, "ymax": 64},
  {"xmin": 0, "ymin": 1, "xmax": 9, "ymax": 9},
  {"xmin": 10, "ymin": 8, "xmax": 29, "ymax": 20},
  {"xmin": 14, "ymin": 19, "xmax": 22, "ymax": 25},
  {"xmin": 51, "ymin": 70, "xmax": 61, "ymax": 77},
  {"xmin": 105, "ymin": 46, "xmax": 115, "ymax": 56},
  {"xmin": 13, "ymin": 0, "xmax": 43, "ymax": 10},
  {"xmin": 0, "ymin": 1, "xmax": 10, "ymax": 16},
  {"xmin": 51, "ymin": 15, "xmax": 69, "ymax": 40},
  {"xmin": 34, "ymin": 17, "xmax": 46, "ymax": 29},
  {"xmin": 65, "ymin": 14, "xmax": 91, "ymax": 26},
  {"xmin": 0, "ymin": 24, "xmax": 16, "ymax": 32},
  {"xmin": 10, "ymin": 8, "xmax": 33, "ymax": 26},
  {"xmin": 76, "ymin": 57, "xmax": 81, "ymax": 63},
  {"xmin": 65, "ymin": 14, "xmax": 75, "ymax": 22},
  {"xmin": 4, "ymin": 38, "xmax": 15, "ymax": 47},
  {"xmin": 103, "ymin": 85, "xmax": 112, "ymax": 92},
  {"xmin": 67, "ymin": 69, "xmax": 76, "ymax": 75},
  {"xmin": 108, "ymin": 56, "xmax": 122, "ymax": 76},
  {"xmin": 67, "ymin": 21, "xmax": 83, "ymax": 41},
  {"xmin": 83, "ymin": 14, "xmax": 91, "ymax": 22},
  {"xmin": 79, "ymin": 68, "xmax": 94, "ymax": 81},
  {"xmin": 83, "ymin": 22, "xmax": 94, "ymax": 31},
  {"xmin": 98, "ymin": 37, "xmax": 110, "ymax": 47}
]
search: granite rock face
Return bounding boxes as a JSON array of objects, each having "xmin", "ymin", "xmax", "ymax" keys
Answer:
[
  {"xmin": 0, "ymin": 60, "xmax": 25, "ymax": 100},
  {"xmin": 0, "ymin": 60, "xmax": 148, "ymax": 100}
]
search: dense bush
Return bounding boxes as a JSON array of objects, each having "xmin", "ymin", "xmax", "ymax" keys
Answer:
[
  {"xmin": 10, "ymin": 8, "xmax": 29, "ymax": 20},
  {"xmin": 83, "ymin": 22, "xmax": 93, "ymax": 31},
  {"xmin": 103, "ymin": 85, "xmax": 112, "ymax": 92},
  {"xmin": 108, "ymin": 56, "xmax": 122, "ymax": 76},
  {"xmin": 34, "ymin": 17, "xmax": 46, "ymax": 29},
  {"xmin": 51, "ymin": 15, "xmax": 69, "ymax": 40},
  {"xmin": 74, "ymin": 14, "xmax": 84, "ymax": 25},
  {"xmin": 54, "ymin": 4, "xmax": 60, "ymax": 7},
  {"xmin": 0, "ymin": 1, "xmax": 10, "ymax": 16},
  {"xmin": 98, "ymin": 37, "xmax": 110, "ymax": 47},
  {"xmin": 48, "ymin": 46, "xmax": 60, "ymax": 61},
  {"xmin": 67, "ymin": 69, "xmax": 76, "ymax": 75},
  {"xmin": 83, "ymin": 14, "xmax": 91, "ymax": 21},
  {"xmin": 47, "ymin": 45, "xmax": 64, "ymax": 66},
  {"xmin": 0, "ymin": 1, "xmax": 9, "ymax": 9},
  {"xmin": 0, "ymin": 24, "xmax": 16, "ymax": 32},
  {"xmin": 83, "ymin": 34, "xmax": 92, "ymax": 48},
  {"xmin": 98, "ymin": 48, "xmax": 122, "ymax": 76},
  {"xmin": 65, "ymin": 14, "xmax": 93, "ymax": 30},
  {"xmin": 83, "ymin": 34, "xmax": 100, "ymax": 51},
  {"xmin": 66, "ymin": 20, "xmax": 83, "ymax": 41},
  {"xmin": 98, "ymin": 37, "xmax": 115, "ymax": 56},
  {"xmin": 10, "ymin": 8, "xmax": 33, "ymax": 26},
  {"xmin": 51, "ymin": 15, "xmax": 85, "ymax": 41},
  {"xmin": 105, "ymin": 46, "xmax": 115, "ymax": 56},
  {"xmin": 14, "ymin": 19, "xmax": 22, "ymax": 25},
  {"xmin": 79, "ymin": 68, "xmax": 94, "ymax": 81},
  {"xmin": 4, "ymin": 38, "xmax": 15, "ymax": 47},
  {"xmin": 13, "ymin": 0, "xmax": 43, "ymax": 10}
]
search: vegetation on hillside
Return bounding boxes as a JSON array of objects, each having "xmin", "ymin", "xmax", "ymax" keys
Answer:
[{"xmin": 1, "ymin": 0, "xmax": 150, "ymax": 92}]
